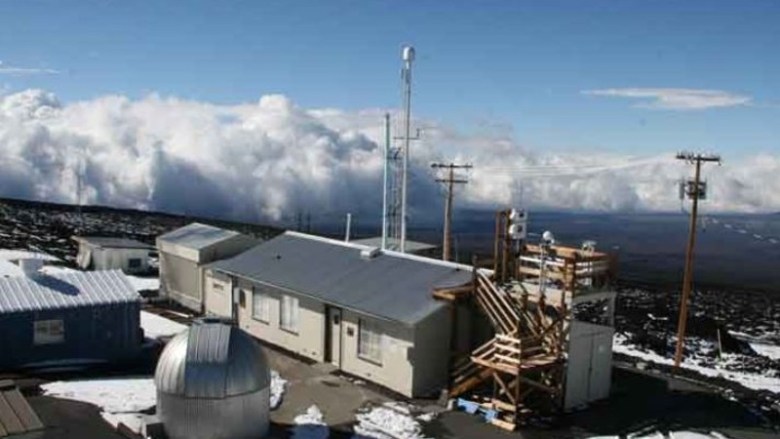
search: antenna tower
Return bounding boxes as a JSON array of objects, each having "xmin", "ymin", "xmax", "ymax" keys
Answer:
[{"xmin": 382, "ymin": 45, "xmax": 419, "ymax": 252}]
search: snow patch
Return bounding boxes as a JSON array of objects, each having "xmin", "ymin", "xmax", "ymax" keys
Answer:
[
  {"xmin": 588, "ymin": 431, "xmax": 729, "ymax": 438},
  {"xmin": 292, "ymin": 405, "xmax": 329, "ymax": 439},
  {"xmin": 270, "ymin": 369, "xmax": 287, "ymax": 409},
  {"xmin": 140, "ymin": 310, "xmax": 187, "ymax": 340},
  {"xmin": 41, "ymin": 378, "xmax": 156, "ymax": 413},
  {"xmin": 38, "ymin": 265, "xmax": 78, "ymax": 275},
  {"xmin": 614, "ymin": 333, "xmax": 780, "ymax": 394},
  {"xmin": 125, "ymin": 275, "xmax": 160, "ymax": 292},
  {"xmin": 353, "ymin": 402, "xmax": 430, "ymax": 439},
  {"xmin": 749, "ymin": 342, "xmax": 780, "ymax": 361}
]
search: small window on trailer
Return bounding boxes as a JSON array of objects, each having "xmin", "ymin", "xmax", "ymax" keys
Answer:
[
  {"xmin": 252, "ymin": 288, "xmax": 272, "ymax": 323},
  {"xmin": 358, "ymin": 318, "xmax": 383, "ymax": 365},
  {"xmin": 280, "ymin": 295, "xmax": 299, "ymax": 333},
  {"xmin": 34, "ymin": 319, "xmax": 65, "ymax": 345},
  {"xmin": 128, "ymin": 258, "xmax": 142, "ymax": 269}
]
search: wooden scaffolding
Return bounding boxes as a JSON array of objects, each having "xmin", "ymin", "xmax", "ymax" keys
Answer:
[{"xmin": 435, "ymin": 209, "xmax": 616, "ymax": 431}]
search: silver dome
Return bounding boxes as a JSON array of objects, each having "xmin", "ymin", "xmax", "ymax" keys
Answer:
[
  {"xmin": 155, "ymin": 319, "xmax": 271, "ymax": 439},
  {"xmin": 155, "ymin": 318, "xmax": 270, "ymax": 398}
]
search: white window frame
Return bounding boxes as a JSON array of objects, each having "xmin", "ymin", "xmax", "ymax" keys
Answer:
[
  {"xmin": 252, "ymin": 287, "xmax": 272, "ymax": 323},
  {"xmin": 357, "ymin": 318, "xmax": 383, "ymax": 365},
  {"xmin": 34, "ymin": 319, "xmax": 65, "ymax": 345},
  {"xmin": 280, "ymin": 295, "xmax": 299, "ymax": 333}
]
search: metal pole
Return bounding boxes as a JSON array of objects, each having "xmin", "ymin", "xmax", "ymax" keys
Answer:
[
  {"xmin": 443, "ymin": 166, "xmax": 454, "ymax": 261},
  {"xmin": 674, "ymin": 158, "xmax": 701, "ymax": 368},
  {"xmin": 381, "ymin": 113, "xmax": 390, "ymax": 250},
  {"xmin": 400, "ymin": 54, "xmax": 413, "ymax": 253},
  {"xmin": 345, "ymin": 213, "xmax": 352, "ymax": 243}
]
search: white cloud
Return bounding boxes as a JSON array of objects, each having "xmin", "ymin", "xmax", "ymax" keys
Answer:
[
  {"xmin": 0, "ymin": 89, "xmax": 777, "ymax": 226},
  {"xmin": 0, "ymin": 61, "xmax": 60, "ymax": 76},
  {"xmin": 582, "ymin": 88, "xmax": 751, "ymax": 110}
]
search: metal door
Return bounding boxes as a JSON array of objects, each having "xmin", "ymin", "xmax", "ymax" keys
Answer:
[
  {"xmin": 587, "ymin": 327, "xmax": 614, "ymax": 401},
  {"xmin": 564, "ymin": 326, "xmax": 591, "ymax": 409},
  {"xmin": 328, "ymin": 308, "xmax": 342, "ymax": 367}
]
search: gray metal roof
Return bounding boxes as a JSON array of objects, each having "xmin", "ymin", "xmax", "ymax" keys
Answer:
[
  {"xmin": 211, "ymin": 232, "xmax": 472, "ymax": 325},
  {"xmin": 157, "ymin": 223, "xmax": 242, "ymax": 251},
  {"xmin": 351, "ymin": 237, "xmax": 437, "ymax": 253},
  {"xmin": 73, "ymin": 236, "xmax": 154, "ymax": 250},
  {"xmin": 155, "ymin": 319, "xmax": 270, "ymax": 398},
  {"xmin": 0, "ymin": 270, "xmax": 140, "ymax": 314}
]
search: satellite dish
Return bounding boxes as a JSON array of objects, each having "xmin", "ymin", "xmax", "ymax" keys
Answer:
[{"xmin": 542, "ymin": 230, "xmax": 555, "ymax": 245}]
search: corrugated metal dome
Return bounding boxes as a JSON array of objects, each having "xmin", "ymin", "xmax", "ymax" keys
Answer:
[{"xmin": 154, "ymin": 319, "xmax": 271, "ymax": 439}]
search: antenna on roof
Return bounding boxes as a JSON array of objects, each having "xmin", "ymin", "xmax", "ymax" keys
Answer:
[{"xmin": 383, "ymin": 45, "xmax": 421, "ymax": 253}]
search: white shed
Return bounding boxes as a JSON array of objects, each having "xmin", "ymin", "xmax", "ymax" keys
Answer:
[
  {"xmin": 156, "ymin": 223, "xmax": 257, "ymax": 313},
  {"xmin": 73, "ymin": 236, "xmax": 154, "ymax": 274}
]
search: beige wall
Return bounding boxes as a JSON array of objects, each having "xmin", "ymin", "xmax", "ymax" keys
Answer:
[
  {"xmin": 211, "ymin": 270, "xmax": 451, "ymax": 398},
  {"xmin": 339, "ymin": 310, "xmax": 416, "ymax": 397},
  {"xmin": 159, "ymin": 252, "xmax": 201, "ymax": 312},
  {"xmin": 235, "ymin": 277, "xmax": 326, "ymax": 362},
  {"xmin": 411, "ymin": 305, "xmax": 452, "ymax": 397},
  {"xmin": 204, "ymin": 270, "xmax": 233, "ymax": 318}
]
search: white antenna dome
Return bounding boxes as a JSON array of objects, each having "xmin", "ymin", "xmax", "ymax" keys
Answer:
[
  {"xmin": 542, "ymin": 230, "xmax": 555, "ymax": 245},
  {"xmin": 402, "ymin": 45, "xmax": 415, "ymax": 62}
]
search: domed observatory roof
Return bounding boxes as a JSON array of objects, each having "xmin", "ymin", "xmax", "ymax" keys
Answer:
[{"xmin": 155, "ymin": 319, "xmax": 271, "ymax": 439}]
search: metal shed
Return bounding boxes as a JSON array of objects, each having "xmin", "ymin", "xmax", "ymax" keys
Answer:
[
  {"xmin": 155, "ymin": 319, "xmax": 270, "ymax": 439},
  {"xmin": 156, "ymin": 223, "xmax": 256, "ymax": 312},
  {"xmin": 0, "ymin": 270, "xmax": 142, "ymax": 369},
  {"xmin": 73, "ymin": 236, "xmax": 154, "ymax": 274}
]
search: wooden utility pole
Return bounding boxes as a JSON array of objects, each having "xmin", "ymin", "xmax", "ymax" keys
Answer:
[
  {"xmin": 431, "ymin": 163, "xmax": 472, "ymax": 261},
  {"xmin": 674, "ymin": 151, "xmax": 721, "ymax": 369}
]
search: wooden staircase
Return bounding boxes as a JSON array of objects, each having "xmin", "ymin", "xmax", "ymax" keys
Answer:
[{"xmin": 448, "ymin": 270, "xmax": 567, "ymax": 430}]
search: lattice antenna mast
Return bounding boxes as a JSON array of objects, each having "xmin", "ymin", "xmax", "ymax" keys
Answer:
[{"xmin": 673, "ymin": 151, "xmax": 721, "ymax": 369}]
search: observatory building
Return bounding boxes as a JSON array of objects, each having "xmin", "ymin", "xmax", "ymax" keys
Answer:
[{"xmin": 154, "ymin": 319, "xmax": 271, "ymax": 439}]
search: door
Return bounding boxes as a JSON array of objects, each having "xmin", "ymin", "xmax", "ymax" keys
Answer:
[
  {"xmin": 564, "ymin": 326, "xmax": 591, "ymax": 409},
  {"xmin": 327, "ymin": 307, "xmax": 342, "ymax": 367},
  {"xmin": 588, "ymin": 328, "xmax": 614, "ymax": 401}
]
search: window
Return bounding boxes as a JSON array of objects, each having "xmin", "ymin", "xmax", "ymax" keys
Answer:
[
  {"xmin": 253, "ymin": 288, "xmax": 271, "ymax": 323},
  {"xmin": 128, "ymin": 258, "xmax": 142, "ymax": 269},
  {"xmin": 280, "ymin": 295, "xmax": 299, "ymax": 333},
  {"xmin": 212, "ymin": 282, "xmax": 224, "ymax": 292},
  {"xmin": 358, "ymin": 319, "xmax": 383, "ymax": 364},
  {"xmin": 34, "ymin": 319, "xmax": 65, "ymax": 345}
]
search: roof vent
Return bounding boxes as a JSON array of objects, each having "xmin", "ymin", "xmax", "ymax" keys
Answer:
[
  {"xmin": 19, "ymin": 258, "xmax": 44, "ymax": 277},
  {"xmin": 360, "ymin": 247, "xmax": 380, "ymax": 260}
]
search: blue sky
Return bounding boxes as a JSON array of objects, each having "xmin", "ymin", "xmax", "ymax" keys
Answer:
[{"xmin": 1, "ymin": 0, "xmax": 778, "ymax": 158}]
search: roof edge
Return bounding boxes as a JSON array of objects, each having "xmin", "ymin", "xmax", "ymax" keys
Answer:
[{"xmin": 283, "ymin": 231, "xmax": 478, "ymax": 272}]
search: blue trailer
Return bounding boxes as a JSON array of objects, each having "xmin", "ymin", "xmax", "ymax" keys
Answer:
[{"xmin": 0, "ymin": 269, "xmax": 142, "ymax": 369}]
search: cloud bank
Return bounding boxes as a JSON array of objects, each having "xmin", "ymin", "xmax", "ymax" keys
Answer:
[
  {"xmin": 0, "ymin": 89, "xmax": 777, "ymax": 226},
  {"xmin": 582, "ymin": 88, "xmax": 752, "ymax": 110}
]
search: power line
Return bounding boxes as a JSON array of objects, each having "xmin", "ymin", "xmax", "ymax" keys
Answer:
[
  {"xmin": 431, "ymin": 162, "xmax": 472, "ymax": 261},
  {"xmin": 673, "ymin": 151, "xmax": 722, "ymax": 370}
]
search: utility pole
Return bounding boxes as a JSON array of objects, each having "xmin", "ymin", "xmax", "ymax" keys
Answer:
[
  {"xmin": 431, "ymin": 162, "xmax": 472, "ymax": 261},
  {"xmin": 673, "ymin": 151, "xmax": 721, "ymax": 369}
]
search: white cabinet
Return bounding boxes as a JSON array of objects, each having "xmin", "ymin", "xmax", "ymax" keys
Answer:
[{"xmin": 564, "ymin": 320, "xmax": 614, "ymax": 409}]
